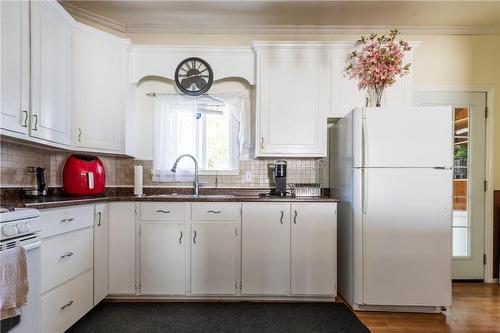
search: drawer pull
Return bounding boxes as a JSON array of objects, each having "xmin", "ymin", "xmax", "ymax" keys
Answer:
[
  {"xmin": 97, "ymin": 211, "xmax": 102, "ymax": 226},
  {"xmin": 156, "ymin": 210, "xmax": 171, "ymax": 214},
  {"xmin": 60, "ymin": 300, "xmax": 74, "ymax": 310},
  {"xmin": 207, "ymin": 210, "xmax": 221, "ymax": 214},
  {"xmin": 280, "ymin": 210, "xmax": 284, "ymax": 224},
  {"xmin": 179, "ymin": 231, "xmax": 183, "ymax": 245},
  {"xmin": 60, "ymin": 218, "xmax": 67, "ymax": 223},
  {"xmin": 60, "ymin": 251, "xmax": 74, "ymax": 259},
  {"xmin": 293, "ymin": 210, "xmax": 298, "ymax": 224},
  {"xmin": 193, "ymin": 230, "xmax": 197, "ymax": 244},
  {"xmin": 67, "ymin": 218, "xmax": 74, "ymax": 222}
]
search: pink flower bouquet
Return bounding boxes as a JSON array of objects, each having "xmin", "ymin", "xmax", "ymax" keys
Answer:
[{"xmin": 345, "ymin": 29, "xmax": 412, "ymax": 107}]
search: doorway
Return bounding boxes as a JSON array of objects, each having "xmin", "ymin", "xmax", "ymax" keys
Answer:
[{"xmin": 414, "ymin": 91, "xmax": 487, "ymax": 280}]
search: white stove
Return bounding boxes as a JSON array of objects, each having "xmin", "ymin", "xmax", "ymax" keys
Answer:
[{"xmin": 0, "ymin": 207, "xmax": 41, "ymax": 241}]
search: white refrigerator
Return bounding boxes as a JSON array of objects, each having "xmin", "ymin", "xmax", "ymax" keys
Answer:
[{"xmin": 330, "ymin": 106, "xmax": 453, "ymax": 313}]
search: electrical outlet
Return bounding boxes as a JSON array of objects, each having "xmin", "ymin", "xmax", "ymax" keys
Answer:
[{"xmin": 245, "ymin": 171, "xmax": 252, "ymax": 183}]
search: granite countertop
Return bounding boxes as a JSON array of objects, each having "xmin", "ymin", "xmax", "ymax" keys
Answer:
[{"xmin": 1, "ymin": 187, "xmax": 339, "ymax": 210}]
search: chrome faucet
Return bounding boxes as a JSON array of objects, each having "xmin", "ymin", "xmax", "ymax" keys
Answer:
[{"xmin": 171, "ymin": 154, "xmax": 200, "ymax": 196}]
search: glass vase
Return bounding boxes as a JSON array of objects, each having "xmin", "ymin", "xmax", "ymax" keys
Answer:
[{"xmin": 365, "ymin": 86, "xmax": 385, "ymax": 107}]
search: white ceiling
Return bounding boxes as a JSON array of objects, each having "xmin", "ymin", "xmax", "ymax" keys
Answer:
[{"xmin": 60, "ymin": 1, "xmax": 500, "ymax": 34}]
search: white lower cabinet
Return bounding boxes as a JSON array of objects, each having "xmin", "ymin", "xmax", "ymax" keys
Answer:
[
  {"xmin": 40, "ymin": 205, "xmax": 95, "ymax": 333},
  {"xmin": 242, "ymin": 203, "xmax": 290, "ymax": 295},
  {"xmin": 94, "ymin": 204, "xmax": 109, "ymax": 304},
  {"xmin": 291, "ymin": 203, "xmax": 337, "ymax": 296},
  {"xmin": 141, "ymin": 223, "xmax": 186, "ymax": 295},
  {"xmin": 190, "ymin": 222, "xmax": 239, "ymax": 295},
  {"xmin": 242, "ymin": 202, "xmax": 337, "ymax": 297},
  {"xmin": 41, "ymin": 270, "xmax": 93, "ymax": 333},
  {"xmin": 109, "ymin": 202, "xmax": 136, "ymax": 294}
]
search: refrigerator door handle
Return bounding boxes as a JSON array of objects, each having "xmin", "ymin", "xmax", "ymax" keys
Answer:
[
  {"xmin": 362, "ymin": 116, "xmax": 368, "ymax": 167},
  {"xmin": 362, "ymin": 168, "xmax": 368, "ymax": 215}
]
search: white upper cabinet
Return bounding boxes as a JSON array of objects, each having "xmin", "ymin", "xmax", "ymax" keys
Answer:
[
  {"xmin": 329, "ymin": 44, "xmax": 415, "ymax": 118},
  {"xmin": 72, "ymin": 23, "xmax": 130, "ymax": 153},
  {"xmin": 0, "ymin": 1, "xmax": 30, "ymax": 135},
  {"xmin": 254, "ymin": 43, "xmax": 329, "ymax": 157},
  {"xmin": 30, "ymin": 0, "xmax": 73, "ymax": 145}
]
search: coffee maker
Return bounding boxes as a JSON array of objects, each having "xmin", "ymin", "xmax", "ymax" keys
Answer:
[{"xmin": 273, "ymin": 160, "xmax": 287, "ymax": 196}]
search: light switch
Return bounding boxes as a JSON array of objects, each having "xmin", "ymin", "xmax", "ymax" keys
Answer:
[{"xmin": 245, "ymin": 171, "xmax": 252, "ymax": 183}]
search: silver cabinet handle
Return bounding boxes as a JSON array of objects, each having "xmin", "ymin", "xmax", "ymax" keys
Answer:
[
  {"xmin": 207, "ymin": 210, "xmax": 221, "ymax": 214},
  {"xmin": 280, "ymin": 210, "xmax": 284, "ymax": 224},
  {"xmin": 60, "ymin": 218, "xmax": 67, "ymax": 223},
  {"xmin": 179, "ymin": 231, "xmax": 183, "ymax": 244},
  {"xmin": 32, "ymin": 114, "xmax": 38, "ymax": 131},
  {"xmin": 60, "ymin": 300, "xmax": 74, "ymax": 310},
  {"xmin": 67, "ymin": 218, "xmax": 74, "ymax": 222},
  {"xmin": 156, "ymin": 210, "xmax": 170, "ymax": 214},
  {"xmin": 60, "ymin": 251, "xmax": 74, "ymax": 259},
  {"xmin": 260, "ymin": 137, "xmax": 264, "ymax": 149},
  {"xmin": 193, "ymin": 230, "xmax": 197, "ymax": 244},
  {"xmin": 22, "ymin": 110, "xmax": 28, "ymax": 127},
  {"xmin": 293, "ymin": 210, "xmax": 297, "ymax": 224},
  {"xmin": 78, "ymin": 128, "xmax": 82, "ymax": 142},
  {"xmin": 97, "ymin": 211, "xmax": 102, "ymax": 226}
]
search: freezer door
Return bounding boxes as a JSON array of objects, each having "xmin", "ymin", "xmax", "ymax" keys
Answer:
[
  {"xmin": 353, "ymin": 106, "xmax": 453, "ymax": 167},
  {"xmin": 361, "ymin": 168, "xmax": 452, "ymax": 306}
]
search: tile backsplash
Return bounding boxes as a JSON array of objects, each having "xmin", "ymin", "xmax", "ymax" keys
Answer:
[{"xmin": 1, "ymin": 140, "xmax": 327, "ymax": 188}]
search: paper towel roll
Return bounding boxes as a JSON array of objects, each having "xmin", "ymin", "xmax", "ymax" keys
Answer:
[{"xmin": 134, "ymin": 165, "xmax": 143, "ymax": 196}]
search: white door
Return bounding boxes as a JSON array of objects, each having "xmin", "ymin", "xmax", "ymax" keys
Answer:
[
  {"xmin": 0, "ymin": 1, "xmax": 29, "ymax": 134},
  {"xmin": 359, "ymin": 168, "xmax": 452, "ymax": 306},
  {"xmin": 242, "ymin": 203, "xmax": 290, "ymax": 295},
  {"xmin": 141, "ymin": 223, "xmax": 185, "ymax": 295},
  {"xmin": 109, "ymin": 203, "xmax": 136, "ymax": 294},
  {"xmin": 291, "ymin": 203, "xmax": 337, "ymax": 296},
  {"xmin": 72, "ymin": 24, "xmax": 126, "ymax": 151},
  {"xmin": 190, "ymin": 223, "xmax": 238, "ymax": 295},
  {"xmin": 353, "ymin": 106, "xmax": 453, "ymax": 168},
  {"xmin": 256, "ymin": 47, "xmax": 328, "ymax": 157},
  {"xmin": 30, "ymin": 1, "xmax": 72, "ymax": 145},
  {"xmin": 94, "ymin": 204, "xmax": 109, "ymax": 305},
  {"xmin": 414, "ymin": 91, "xmax": 487, "ymax": 279}
]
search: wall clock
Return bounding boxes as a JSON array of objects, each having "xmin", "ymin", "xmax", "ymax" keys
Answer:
[{"xmin": 174, "ymin": 57, "xmax": 213, "ymax": 96}]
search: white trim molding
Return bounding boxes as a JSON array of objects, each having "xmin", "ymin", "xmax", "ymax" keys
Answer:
[{"xmin": 415, "ymin": 85, "xmax": 496, "ymax": 283}]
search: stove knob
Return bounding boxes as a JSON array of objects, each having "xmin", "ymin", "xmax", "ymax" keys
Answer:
[
  {"xmin": 2, "ymin": 225, "xmax": 18, "ymax": 237},
  {"xmin": 16, "ymin": 222, "xmax": 29, "ymax": 233}
]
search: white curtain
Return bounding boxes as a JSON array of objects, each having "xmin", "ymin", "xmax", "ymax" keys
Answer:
[{"xmin": 152, "ymin": 93, "xmax": 253, "ymax": 182}]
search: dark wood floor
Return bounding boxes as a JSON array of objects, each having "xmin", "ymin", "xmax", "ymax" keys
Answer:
[{"xmin": 352, "ymin": 283, "xmax": 500, "ymax": 333}]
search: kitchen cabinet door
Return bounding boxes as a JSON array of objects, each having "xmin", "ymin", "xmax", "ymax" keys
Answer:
[
  {"xmin": 109, "ymin": 203, "xmax": 136, "ymax": 294},
  {"xmin": 30, "ymin": 0, "xmax": 72, "ymax": 145},
  {"xmin": 0, "ymin": 1, "xmax": 29, "ymax": 135},
  {"xmin": 94, "ymin": 204, "xmax": 109, "ymax": 304},
  {"xmin": 254, "ymin": 45, "xmax": 329, "ymax": 157},
  {"xmin": 72, "ymin": 23, "xmax": 129, "ymax": 152},
  {"xmin": 291, "ymin": 203, "xmax": 337, "ymax": 296},
  {"xmin": 190, "ymin": 223, "xmax": 238, "ymax": 295},
  {"xmin": 141, "ymin": 223, "xmax": 186, "ymax": 295},
  {"xmin": 242, "ymin": 203, "xmax": 290, "ymax": 295}
]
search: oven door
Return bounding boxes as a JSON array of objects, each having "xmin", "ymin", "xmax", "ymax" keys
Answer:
[{"xmin": 1, "ymin": 236, "xmax": 41, "ymax": 333}]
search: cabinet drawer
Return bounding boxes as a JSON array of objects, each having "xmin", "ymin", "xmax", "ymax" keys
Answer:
[
  {"xmin": 191, "ymin": 203, "xmax": 241, "ymax": 221},
  {"xmin": 40, "ymin": 205, "xmax": 93, "ymax": 238},
  {"xmin": 140, "ymin": 203, "xmax": 186, "ymax": 221},
  {"xmin": 42, "ymin": 270, "xmax": 93, "ymax": 333},
  {"xmin": 42, "ymin": 228, "xmax": 93, "ymax": 293}
]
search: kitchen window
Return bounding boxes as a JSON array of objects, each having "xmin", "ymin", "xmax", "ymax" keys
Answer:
[{"xmin": 152, "ymin": 94, "xmax": 252, "ymax": 181}]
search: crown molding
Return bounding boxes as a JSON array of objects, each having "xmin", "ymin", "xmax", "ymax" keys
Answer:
[
  {"xmin": 125, "ymin": 24, "xmax": 500, "ymax": 35},
  {"xmin": 60, "ymin": 1, "xmax": 126, "ymax": 33},
  {"xmin": 60, "ymin": 2, "xmax": 500, "ymax": 36}
]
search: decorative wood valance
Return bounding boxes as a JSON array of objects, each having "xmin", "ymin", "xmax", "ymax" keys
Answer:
[{"xmin": 130, "ymin": 46, "xmax": 255, "ymax": 85}]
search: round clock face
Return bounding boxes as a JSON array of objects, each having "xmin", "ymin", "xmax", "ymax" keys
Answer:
[{"xmin": 174, "ymin": 57, "xmax": 213, "ymax": 96}]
